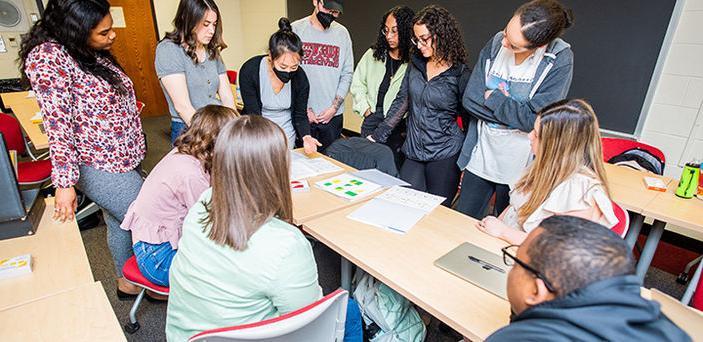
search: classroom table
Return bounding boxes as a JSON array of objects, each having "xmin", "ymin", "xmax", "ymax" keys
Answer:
[
  {"xmin": 303, "ymin": 203, "xmax": 511, "ymax": 341},
  {"xmin": 0, "ymin": 199, "xmax": 94, "ymax": 311},
  {"xmin": 1, "ymin": 91, "xmax": 48, "ymax": 150},
  {"xmin": 0, "ymin": 281, "xmax": 126, "ymax": 341},
  {"xmin": 290, "ymin": 150, "xmax": 374, "ymax": 225},
  {"xmin": 636, "ymin": 181, "xmax": 703, "ymax": 281}
]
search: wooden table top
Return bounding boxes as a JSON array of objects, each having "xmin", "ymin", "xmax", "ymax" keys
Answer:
[
  {"xmin": 604, "ymin": 163, "xmax": 674, "ymax": 213},
  {"xmin": 0, "ymin": 199, "xmax": 94, "ymax": 311},
  {"xmin": 1, "ymin": 91, "xmax": 36, "ymax": 109},
  {"xmin": 0, "ymin": 281, "xmax": 126, "ymax": 341},
  {"xmin": 291, "ymin": 150, "xmax": 375, "ymax": 225},
  {"xmin": 303, "ymin": 203, "xmax": 510, "ymax": 341},
  {"xmin": 643, "ymin": 181, "xmax": 703, "ymax": 235}
]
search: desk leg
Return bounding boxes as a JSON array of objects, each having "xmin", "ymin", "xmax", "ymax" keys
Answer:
[
  {"xmin": 681, "ymin": 257, "xmax": 703, "ymax": 304},
  {"xmin": 636, "ymin": 219, "xmax": 665, "ymax": 281},
  {"xmin": 341, "ymin": 257, "xmax": 353, "ymax": 291},
  {"xmin": 624, "ymin": 213, "xmax": 645, "ymax": 251}
]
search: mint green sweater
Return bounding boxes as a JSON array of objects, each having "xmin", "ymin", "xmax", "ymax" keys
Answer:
[{"xmin": 350, "ymin": 48, "xmax": 408, "ymax": 117}]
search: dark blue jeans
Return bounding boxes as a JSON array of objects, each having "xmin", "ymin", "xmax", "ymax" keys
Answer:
[
  {"xmin": 171, "ymin": 120, "xmax": 187, "ymax": 145},
  {"xmin": 133, "ymin": 241, "xmax": 177, "ymax": 287}
]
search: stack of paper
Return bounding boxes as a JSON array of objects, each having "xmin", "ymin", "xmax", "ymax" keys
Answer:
[
  {"xmin": 350, "ymin": 169, "xmax": 410, "ymax": 187},
  {"xmin": 348, "ymin": 186, "xmax": 445, "ymax": 234},
  {"xmin": 30, "ymin": 111, "xmax": 42, "ymax": 124},
  {"xmin": 315, "ymin": 173, "xmax": 382, "ymax": 201},
  {"xmin": 290, "ymin": 153, "xmax": 343, "ymax": 180},
  {"xmin": 0, "ymin": 254, "xmax": 32, "ymax": 280}
]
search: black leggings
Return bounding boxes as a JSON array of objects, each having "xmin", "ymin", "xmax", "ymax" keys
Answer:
[
  {"xmin": 311, "ymin": 114, "xmax": 344, "ymax": 152},
  {"xmin": 455, "ymin": 170, "xmax": 510, "ymax": 219},
  {"xmin": 400, "ymin": 153, "xmax": 461, "ymax": 207}
]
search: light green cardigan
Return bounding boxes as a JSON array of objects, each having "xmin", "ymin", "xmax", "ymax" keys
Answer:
[{"xmin": 350, "ymin": 48, "xmax": 408, "ymax": 117}]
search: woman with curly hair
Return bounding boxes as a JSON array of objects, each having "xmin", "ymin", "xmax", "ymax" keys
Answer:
[
  {"xmin": 367, "ymin": 5, "xmax": 470, "ymax": 206},
  {"xmin": 456, "ymin": 0, "xmax": 574, "ymax": 219},
  {"xmin": 351, "ymin": 5, "xmax": 414, "ymax": 167},
  {"xmin": 121, "ymin": 105, "xmax": 238, "ymax": 288},
  {"xmin": 20, "ymin": 0, "xmax": 146, "ymax": 298},
  {"xmin": 155, "ymin": 0, "xmax": 236, "ymax": 144}
]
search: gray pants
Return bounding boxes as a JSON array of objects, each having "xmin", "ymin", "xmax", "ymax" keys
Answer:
[{"xmin": 77, "ymin": 165, "xmax": 143, "ymax": 277}]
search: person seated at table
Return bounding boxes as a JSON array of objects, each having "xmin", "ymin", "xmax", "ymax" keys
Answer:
[
  {"xmin": 476, "ymin": 99, "xmax": 617, "ymax": 245},
  {"xmin": 239, "ymin": 17, "xmax": 321, "ymax": 154},
  {"xmin": 120, "ymin": 105, "xmax": 238, "ymax": 288},
  {"xmin": 486, "ymin": 215, "xmax": 690, "ymax": 341},
  {"xmin": 165, "ymin": 115, "xmax": 322, "ymax": 341}
]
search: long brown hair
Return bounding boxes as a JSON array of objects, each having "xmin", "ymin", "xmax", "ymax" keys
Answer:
[
  {"xmin": 174, "ymin": 104, "xmax": 238, "ymax": 173},
  {"xmin": 165, "ymin": 0, "xmax": 227, "ymax": 63},
  {"xmin": 514, "ymin": 99, "xmax": 609, "ymax": 225},
  {"xmin": 202, "ymin": 116, "xmax": 292, "ymax": 250}
]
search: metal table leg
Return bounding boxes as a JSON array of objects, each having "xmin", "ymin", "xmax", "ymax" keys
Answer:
[
  {"xmin": 341, "ymin": 257, "xmax": 352, "ymax": 290},
  {"xmin": 636, "ymin": 219, "xmax": 666, "ymax": 281},
  {"xmin": 681, "ymin": 257, "xmax": 703, "ymax": 304},
  {"xmin": 624, "ymin": 213, "xmax": 645, "ymax": 251}
]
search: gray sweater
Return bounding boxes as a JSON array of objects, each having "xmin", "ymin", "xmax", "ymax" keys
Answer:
[
  {"xmin": 457, "ymin": 32, "xmax": 574, "ymax": 169},
  {"xmin": 292, "ymin": 16, "xmax": 354, "ymax": 116}
]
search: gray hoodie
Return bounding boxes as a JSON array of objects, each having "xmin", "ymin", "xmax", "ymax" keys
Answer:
[{"xmin": 457, "ymin": 32, "xmax": 574, "ymax": 170}]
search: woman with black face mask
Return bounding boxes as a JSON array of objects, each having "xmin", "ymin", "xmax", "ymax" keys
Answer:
[{"xmin": 239, "ymin": 18, "xmax": 321, "ymax": 153}]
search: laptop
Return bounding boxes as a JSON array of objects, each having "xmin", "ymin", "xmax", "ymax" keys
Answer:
[{"xmin": 434, "ymin": 242, "xmax": 509, "ymax": 299}]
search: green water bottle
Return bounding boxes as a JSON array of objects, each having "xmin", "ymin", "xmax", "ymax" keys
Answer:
[{"xmin": 676, "ymin": 161, "xmax": 700, "ymax": 198}]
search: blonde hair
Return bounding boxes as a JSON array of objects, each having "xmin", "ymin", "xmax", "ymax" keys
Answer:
[
  {"xmin": 514, "ymin": 99, "xmax": 609, "ymax": 225},
  {"xmin": 174, "ymin": 104, "xmax": 239, "ymax": 173},
  {"xmin": 202, "ymin": 116, "xmax": 292, "ymax": 250}
]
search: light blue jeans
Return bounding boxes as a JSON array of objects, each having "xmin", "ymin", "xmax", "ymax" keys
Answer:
[{"xmin": 133, "ymin": 241, "xmax": 177, "ymax": 287}]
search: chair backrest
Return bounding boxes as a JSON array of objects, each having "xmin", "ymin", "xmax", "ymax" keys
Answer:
[
  {"xmin": 601, "ymin": 137, "xmax": 666, "ymax": 164},
  {"xmin": 189, "ymin": 289, "xmax": 348, "ymax": 342},
  {"xmin": 0, "ymin": 113, "xmax": 26, "ymax": 155},
  {"xmin": 610, "ymin": 200, "xmax": 629, "ymax": 238},
  {"xmin": 226, "ymin": 70, "xmax": 238, "ymax": 85}
]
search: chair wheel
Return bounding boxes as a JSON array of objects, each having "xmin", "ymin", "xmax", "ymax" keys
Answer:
[
  {"xmin": 676, "ymin": 272, "xmax": 689, "ymax": 285},
  {"xmin": 124, "ymin": 322, "xmax": 140, "ymax": 334}
]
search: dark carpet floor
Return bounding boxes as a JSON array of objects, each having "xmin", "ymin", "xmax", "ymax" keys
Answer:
[{"xmin": 81, "ymin": 115, "xmax": 689, "ymax": 342}]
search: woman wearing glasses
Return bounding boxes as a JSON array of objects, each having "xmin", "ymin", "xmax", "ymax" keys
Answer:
[
  {"xmin": 475, "ymin": 99, "xmax": 617, "ymax": 245},
  {"xmin": 351, "ymin": 6, "xmax": 414, "ymax": 167},
  {"xmin": 367, "ymin": 5, "xmax": 469, "ymax": 206},
  {"xmin": 456, "ymin": 0, "xmax": 575, "ymax": 219}
]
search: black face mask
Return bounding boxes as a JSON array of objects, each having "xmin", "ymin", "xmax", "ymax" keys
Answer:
[
  {"xmin": 274, "ymin": 68, "xmax": 295, "ymax": 83},
  {"xmin": 316, "ymin": 11, "xmax": 335, "ymax": 29}
]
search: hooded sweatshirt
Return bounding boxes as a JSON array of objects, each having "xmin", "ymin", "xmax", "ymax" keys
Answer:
[
  {"xmin": 457, "ymin": 32, "xmax": 573, "ymax": 174},
  {"xmin": 487, "ymin": 275, "xmax": 691, "ymax": 342}
]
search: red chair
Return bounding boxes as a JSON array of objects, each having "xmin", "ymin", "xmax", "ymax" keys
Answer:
[
  {"xmin": 189, "ymin": 289, "xmax": 348, "ymax": 342},
  {"xmin": 0, "ymin": 113, "xmax": 51, "ymax": 186},
  {"xmin": 601, "ymin": 137, "xmax": 666, "ymax": 166},
  {"xmin": 122, "ymin": 256, "xmax": 170, "ymax": 334},
  {"xmin": 610, "ymin": 200, "xmax": 629, "ymax": 238},
  {"xmin": 226, "ymin": 70, "xmax": 238, "ymax": 85}
]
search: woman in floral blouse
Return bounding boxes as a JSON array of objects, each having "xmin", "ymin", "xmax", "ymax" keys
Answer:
[{"xmin": 20, "ymin": 0, "xmax": 145, "ymax": 298}]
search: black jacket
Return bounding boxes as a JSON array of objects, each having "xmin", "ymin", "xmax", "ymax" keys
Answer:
[
  {"xmin": 370, "ymin": 55, "xmax": 470, "ymax": 162},
  {"xmin": 239, "ymin": 55, "xmax": 311, "ymax": 138},
  {"xmin": 487, "ymin": 275, "xmax": 691, "ymax": 342}
]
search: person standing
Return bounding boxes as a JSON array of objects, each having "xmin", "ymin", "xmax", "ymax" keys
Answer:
[
  {"xmin": 456, "ymin": 0, "xmax": 574, "ymax": 219},
  {"xmin": 21, "ymin": 0, "xmax": 145, "ymax": 298},
  {"xmin": 155, "ymin": 0, "xmax": 236, "ymax": 144},
  {"xmin": 351, "ymin": 6, "xmax": 415, "ymax": 167},
  {"xmin": 239, "ymin": 18, "xmax": 321, "ymax": 154},
  {"xmin": 367, "ymin": 5, "xmax": 470, "ymax": 207},
  {"xmin": 292, "ymin": 0, "xmax": 353, "ymax": 150}
]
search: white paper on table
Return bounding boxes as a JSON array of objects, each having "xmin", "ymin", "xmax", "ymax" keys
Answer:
[
  {"xmin": 350, "ymin": 169, "xmax": 410, "ymax": 187},
  {"xmin": 376, "ymin": 186, "xmax": 445, "ymax": 213},
  {"xmin": 25, "ymin": 91, "xmax": 35, "ymax": 98},
  {"xmin": 290, "ymin": 156, "xmax": 342, "ymax": 180},
  {"xmin": 304, "ymin": 158, "xmax": 342, "ymax": 174},
  {"xmin": 291, "ymin": 160, "xmax": 317, "ymax": 180},
  {"xmin": 31, "ymin": 112, "xmax": 42, "ymax": 121},
  {"xmin": 315, "ymin": 173, "xmax": 382, "ymax": 201},
  {"xmin": 348, "ymin": 198, "xmax": 426, "ymax": 234},
  {"xmin": 290, "ymin": 150, "xmax": 306, "ymax": 161}
]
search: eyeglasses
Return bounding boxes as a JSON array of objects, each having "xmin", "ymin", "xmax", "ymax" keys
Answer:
[
  {"xmin": 411, "ymin": 34, "xmax": 433, "ymax": 47},
  {"xmin": 501, "ymin": 245, "xmax": 556, "ymax": 292},
  {"xmin": 382, "ymin": 27, "xmax": 398, "ymax": 37}
]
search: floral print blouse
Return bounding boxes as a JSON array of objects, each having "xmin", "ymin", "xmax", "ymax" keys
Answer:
[{"xmin": 25, "ymin": 42, "xmax": 145, "ymax": 188}]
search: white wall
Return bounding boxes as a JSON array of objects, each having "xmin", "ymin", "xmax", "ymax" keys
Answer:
[
  {"xmin": 640, "ymin": 0, "xmax": 703, "ymax": 179},
  {"xmin": 152, "ymin": 0, "xmax": 286, "ymax": 73}
]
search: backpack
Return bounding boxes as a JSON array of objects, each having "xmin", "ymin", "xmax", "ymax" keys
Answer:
[{"xmin": 608, "ymin": 147, "xmax": 665, "ymax": 175}]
